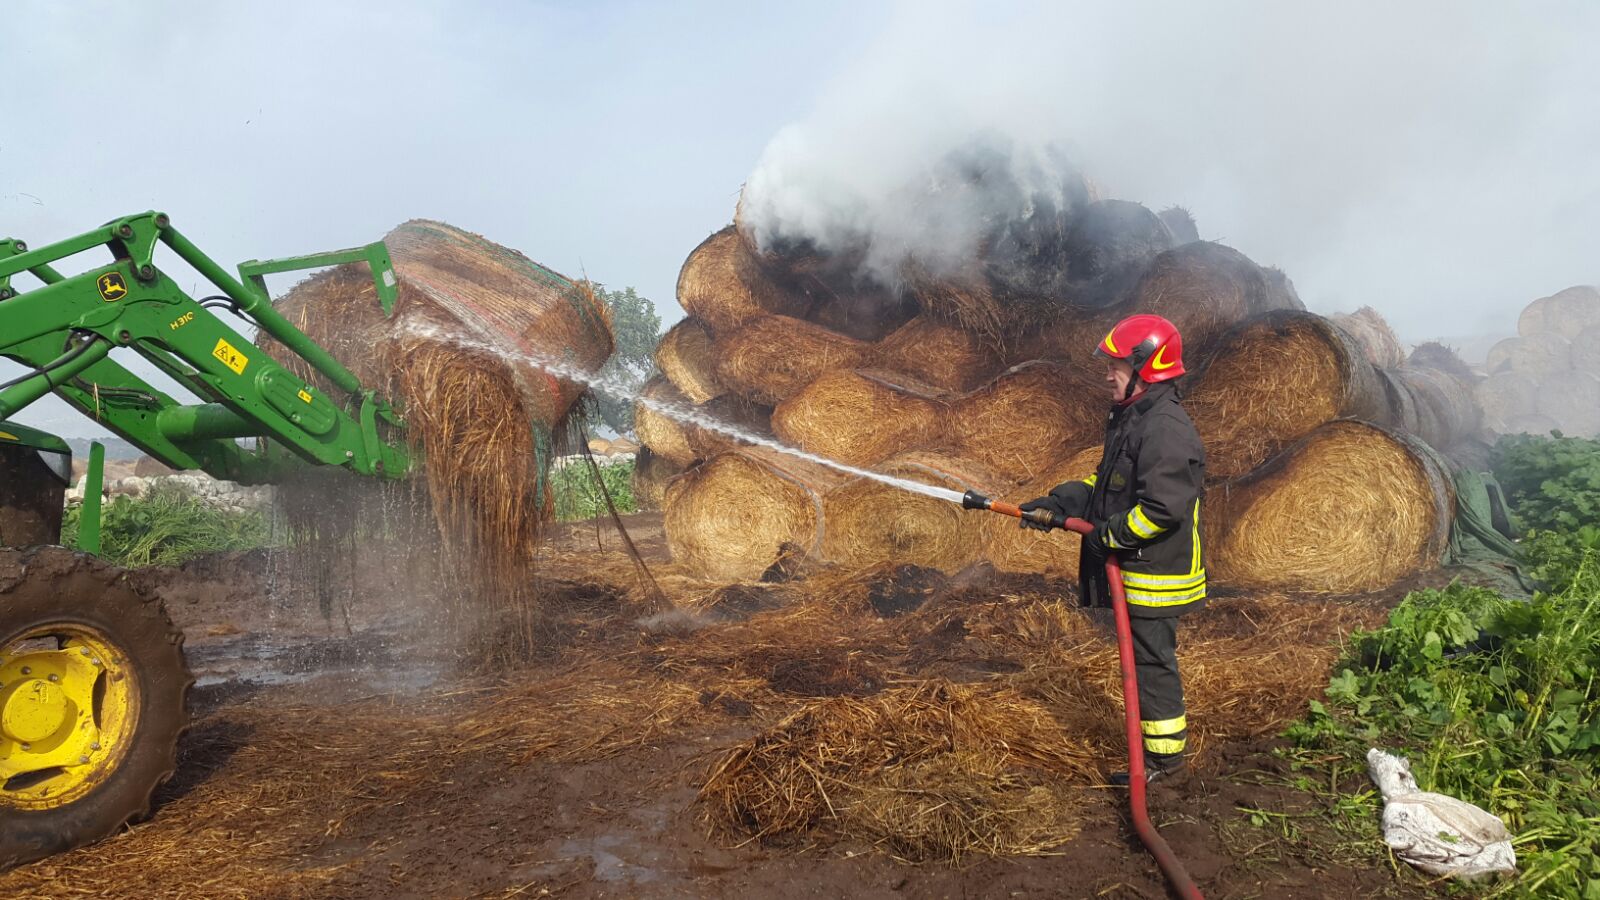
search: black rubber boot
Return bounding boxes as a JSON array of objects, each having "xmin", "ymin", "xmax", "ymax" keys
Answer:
[{"xmin": 1109, "ymin": 757, "xmax": 1187, "ymax": 787}]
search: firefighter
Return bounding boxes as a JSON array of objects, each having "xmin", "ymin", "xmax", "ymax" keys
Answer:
[{"xmin": 1020, "ymin": 313, "xmax": 1205, "ymax": 784}]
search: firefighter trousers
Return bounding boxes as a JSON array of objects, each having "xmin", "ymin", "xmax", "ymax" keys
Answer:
[{"xmin": 1130, "ymin": 615, "xmax": 1187, "ymax": 767}]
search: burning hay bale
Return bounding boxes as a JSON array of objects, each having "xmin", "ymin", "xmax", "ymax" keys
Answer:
[
  {"xmin": 1121, "ymin": 241, "xmax": 1300, "ymax": 364},
  {"xmin": 876, "ymin": 316, "xmax": 1004, "ymax": 392},
  {"xmin": 979, "ymin": 446, "xmax": 1102, "ymax": 578},
  {"xmin": 1062, "ymin": 199, "xmax": 1174, "ymax": 289},
  {"xmin": 656, "ymin": 317, "xmax": 725, "ymax": 402},
  {"xmin": 804, "ymin": 284, "xmax": 921, "ymax": 343},
  {"xmin": 1186, "ymin": 310, "xmax": 1386, "ymax": 478},
  {"xmin": 951, "ymin": 361, "xmax": 1106, "ymax": 483},
  {"xmin": 664, "ymin": 447, "xmax": 843, "ymax": 581},
  {"xmin": 1330, "ymin": 307, "xmax": 1407, "ymax": 368},
  {"xmin": 821, "ymin": 452, "xmax": 1001, "ymax": 571},
  {"xmin": 771, "ymin": 369, "xmax": 948, "ymax": 468},
  {"xmin": 270, "ymin": 220, "xmax": 613, "ymax": 642},
  {"xmin": 699, "ymin": 680, "xmax": 1096, "ymax": 861},
  {"xmin": 714, "ymin": 314, "xmax": 874, "ymax": 405},
  {"xmin": 677, "ymin": 226, "xmax": 810, "ymax": 332},
  {"xmin": 1206, "ymin": 420, "xmax": 1453, "ymax": 593}
]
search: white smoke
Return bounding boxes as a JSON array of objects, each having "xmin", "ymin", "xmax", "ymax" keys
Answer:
[{"xmin": 738, "ymin": 0, "xmax": 1600, "ymax": 338}]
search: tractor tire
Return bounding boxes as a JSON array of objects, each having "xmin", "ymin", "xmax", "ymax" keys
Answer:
[
  {"xmin": 0, "ymin": 444, "xmax": 67, "ymax": 548},
  {"xmin": 0, "ymin": 547, "xmax": 191, "ymax": 871}
]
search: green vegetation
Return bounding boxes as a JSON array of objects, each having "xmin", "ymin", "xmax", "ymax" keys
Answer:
[
  {"xmin": 588, "ymin": 285, "xmax": 663, "ymax": 434},
  {"xmin": 551, "ymin": 458, "xmax": 636, "ymax": 521},
  {"xmin": 1279, "ymin": 434, "xmax": 1600, "ymax": 897},
  {"xmin": 62, "ymin": 483, "xmax": 273, "ymax": 568}
]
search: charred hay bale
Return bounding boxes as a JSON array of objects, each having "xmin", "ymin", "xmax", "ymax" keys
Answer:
[
  {"xmin": 271, "ymin": 220, "xmax": 613, "ymax": 629},
  {"xmin": 664, "ymin": 447, "xmax": 844, "ymax": 581},
  {"xmin": 1063, "ymin": 200, "xmax": 1173, "ymax": 287},
  {"xmin": 821, "ymin": 453, "xmax": 1002, "ymax": 571},
  {"xmin": 699, "ymin": 680, "xmax": 1096, "ymax": 861},
  {"xmin": 772, "ymin": 370, "xmax": 948, "ymax": 468},
  {"xmin": 1476, "ymin": 372, "xmax": 1540, "ymax": 432},
  {"xmin": 677, "ymin": 227, "xmax": 811, "ymax": 333},
  {"xmin": 714, "ymin": 315, "xmax": 874, "ymax": 405},
  {"xmin": 877, "ymin": 316, "xmax": 1004, "ymax": 393},
  {"xmin": 1260, "ymin": 267, "xmax": 1306, "ymax": 311},
  {"xmin": 1330, "ymin": 307, "xmax": 1406, "ymax": 369},
  {"xmin": 951, "ymin": 362, "xmax": 1106, "ymax": 483},
  {"xmin": 1380, "ymin": 344, "xmax": 1483, "ymax": 450},
  {"xmin": 1187, "ymin": 311, "xmax": 1386, "ymax": 479},
  {"xmin": 802, "ymin": 284, "xmax": 920, "ymax": 343},
  {"xmin": 656, "ymin": 317, "xmax": 725, "ymax": 403},
  {"xmin": 1517, "ymin": 285, "xmax": 1600, "ymax": 340},
  {"xmin": 1485, "ymin": 334, "xmax": 1570, "ymax": 378},
  {"xmin": 979, "ymin": 446, "xmax": 1101, "ymax": 578},
  {"xmin": 906, "ymin": 268, "xmax": 1012, "ymax": 347},
  {"xmin": 1157, "ymin": 206, "xmax": 1200, "ymax": 244},
  {"xmin": 1207, "ymin": 420, "xmax": 1453, "ymax": 593},
  {"xmin": 630, "ymin": 446, "xmax": 683, "ymax": 511}
]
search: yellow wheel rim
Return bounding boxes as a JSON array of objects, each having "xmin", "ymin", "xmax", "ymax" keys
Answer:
[{"xmin": 0, "ymin": 624, "xmax": 140, "ymax": 811}]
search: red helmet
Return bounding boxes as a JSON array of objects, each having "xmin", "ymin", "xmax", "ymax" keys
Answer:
[{"xmin": 1096, "ymin": 314, "xmax": 1185, "ymax": 383}]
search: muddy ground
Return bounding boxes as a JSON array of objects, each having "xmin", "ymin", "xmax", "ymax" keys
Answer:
[{"xmin": 1, "ymin": 514, "xmax": 1443, "ymax": 899}]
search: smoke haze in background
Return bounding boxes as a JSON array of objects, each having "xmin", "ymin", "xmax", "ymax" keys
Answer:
[{"xmin": 742, "ymin": 1, "xmax": 1600, "ymax": 341}]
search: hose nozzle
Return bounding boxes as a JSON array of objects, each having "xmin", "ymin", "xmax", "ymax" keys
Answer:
[{"xmin": 961, "ymin": 489, "xmax": 991, "ymax": 510}]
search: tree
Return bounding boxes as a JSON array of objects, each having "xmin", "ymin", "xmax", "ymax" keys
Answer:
[{"xmin": 589, "ymin": 286, "xmax": 661, "ymax": 434}]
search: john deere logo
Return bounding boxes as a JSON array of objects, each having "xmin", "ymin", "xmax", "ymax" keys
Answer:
[{"xmin": 96, "ymin": 272, "xmax": 128, "ymax": 302}]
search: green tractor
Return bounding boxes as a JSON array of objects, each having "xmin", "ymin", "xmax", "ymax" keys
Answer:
[{"xmin": 0, "ymin": 213, "xmax": 414, "ymax": 868}]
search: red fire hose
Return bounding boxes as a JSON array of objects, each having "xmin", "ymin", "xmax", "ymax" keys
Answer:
[{"xmin": 963, "ymin": 492, "xmax": 1205, "ymax": 900}]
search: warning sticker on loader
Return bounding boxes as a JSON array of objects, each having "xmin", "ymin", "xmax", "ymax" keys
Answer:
[{"xmin": 212, "ymin": 338, "xmax": 249, "ymax": 375}]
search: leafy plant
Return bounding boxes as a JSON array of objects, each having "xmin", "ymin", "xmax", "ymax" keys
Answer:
[
  {"xmin": 62, "ymin": 483, "xmax": 274, "ymax": 567},
  {"xmin": 1492, "ymin": 433, "xmax": 1600, "ymax": 533},
  {"xmin": 550, "ymin": 458, "xmax": 636, "ymax": 521}
]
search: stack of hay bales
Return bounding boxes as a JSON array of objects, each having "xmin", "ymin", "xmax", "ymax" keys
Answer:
[
  {"xmin": 648, "ymin": 190, "xmax": 1475, "ymax": 593},
  {"xmin": 1479, "ymin": 285, "xmax": 1600, "ymax": 437},
  {"xmin": 267, "ymin": 220, "xmax": 615, "ymax": 654}
]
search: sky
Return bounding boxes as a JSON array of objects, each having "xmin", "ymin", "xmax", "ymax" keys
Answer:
[{"xmin": 4, "ymin": 0, "xmax": 1597, "ymax": 438}]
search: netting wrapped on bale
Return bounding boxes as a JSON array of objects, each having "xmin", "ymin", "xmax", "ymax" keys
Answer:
[
  {"xmin": 270, "ymin": 220, "xmax": 614, "ymax": 645},
  {"xmin": 771, "ymin": 369, "xmax": 947, "ymax": 469},
  {"xmin": 656, "ymin": 317, "xmax": 725, "ymax": 403},
  {"xmin": 1206, "ymin": 420, "xmax": 1453, "ymax": 593},
  {"xmin": 1330, "ymin": 307, "xmax": 1406, "ymax": 369},
  {"xmin": 677, "ymin": 226, "xmax": 810, "ymax": 333},
  {"xmin": 1186, "ymin": 310, "xmax": 1386, "ymax": 479},
  {"xmin": 1517, "ymin": 285, "xmax": 1600, "ymax": 340},
  {"xmin": 663, "ymin": 447, "xmax": 843, "ymax": 582},
  {"xmin": 979, "ymin": 446, "xmax": 1101, "ymax": 578},
  {"xmin": 951, "ymin": 362, "xmax": 1106, "ymax": 484},
  {"xmin": 876, "ymin": 316, "xmax": 1004, "ymax": 393},
  {"xmin": 821, "ymin": 452, "xmax": 1001, "ymax": 572},
  {"xmin": 700, "ymin": 680, "xmax": 1096, "ymax": 862},
  {"xmin": 714, "ymin": 314, "xmax": 874, "ymax": 405}
]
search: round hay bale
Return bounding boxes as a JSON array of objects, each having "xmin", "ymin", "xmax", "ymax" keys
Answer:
[
  {"xmin": 1207, "ymin": 420, "xmax": 1453, "ymax": 593},
  {"xmin": 804, "ymin": 285, "xmax": 920, "ymax": 343},
  {"xmin": 1123, "ymin": 242, "xmax": 1295, "ymax": 365},
  {"xmin": 1157, "ymin": 206, "xmax": 1199, "ymax": 244},
  {"xmin": 1517, "ymin": 285, "xmax": 1600, "ymax": 339},
  {"xmin": 1408, "ymin": 342, "xmax": 1479, "ymax": 384},
  {"xmin": 821, "ymin": 452, "xmax": 1003, "ymax": 571},
  {"xmin": 1260, "ymin": 267, "xmax": 1307, "ymax": 312},
  {"xmin": 1187, "ymin": 311, "xmax": 1385, "ymax": 479},
  {"xmin": 878, "ymin": 316, "xmax": 1005, "ymax": 393},
  {"xmin": 656, "ymin": 317, "xmax": 725, "ymax": 403},
  {"xmin": 1538, "ymin": 371, "xmax": 1600, "ymax": 438},
  {"xmin": 630, "ymin": 446, "xmax": 683, "ymax": 511},
  {"xmin": 980, "ymin": 446, "xmax": 1102, "ymax": 578},
  {"xmin": 1330, "ymin": 307, "xmax": 1406, "ymax": 369},
  {"xmin": 907, "ymin": 267, "xmax": 1010, "ymax": 346},
  {"xmin": 1063, "ymin": 200, "xmax": 1173, "ymax": 285},
  {"xmin": 1384, "ymin": 364, "xmax": 1482, "ymax": 450},
  {"xmin": 772, "ymin": 369, "xmax": 948, "ymax": 468},
  {"xmin": 714, "ymin": 314, "xmax": 874, "ymax": 405},
  {"xmin": 677, "ymin": 226, "xmax": 810, "ymax": 333},
  {"xmin": 635, "ymin": 376, "xmax": 697, "ymax": 466},
  {"xmin": 1576, "ymin": 323, "xmax": 1600, "ymax": 375},
  {"xmin": 1485, "ymin": 334, "xmax": 1570, "ymax": 378},
  {"xmin": 951, "ymin": 362, "xmax": 1107, "ymax": 483},
  {"xmin": 1475, "ymin": 372, "xmax": 1540, "ymax": 432},
  {"xmin": 686, "ymin": 394, "xmax": 777, "ymax": 460},
  {"xmin": 664, "ymin": 447, "xmax": 844, "ymax": 581}
]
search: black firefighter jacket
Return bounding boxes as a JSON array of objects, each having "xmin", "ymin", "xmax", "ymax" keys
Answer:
[{"xmin": 1044, "ymin": 381, "xmax": 1206, "ymax": 618}]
